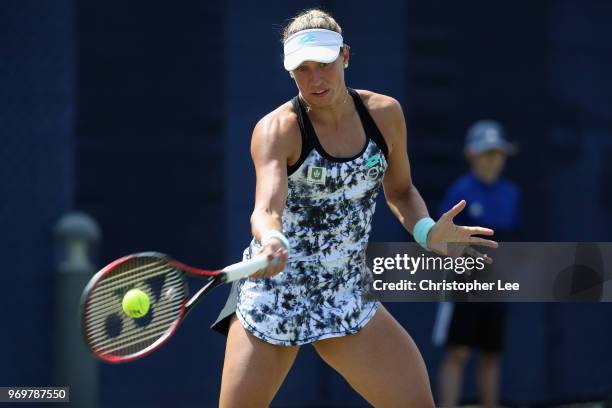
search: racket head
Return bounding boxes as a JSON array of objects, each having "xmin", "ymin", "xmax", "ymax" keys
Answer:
[{"xmin": 80, "ymin": 252, "xmax": 191, "ymax": 363}]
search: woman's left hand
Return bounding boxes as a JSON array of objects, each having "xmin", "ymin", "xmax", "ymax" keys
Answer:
[{"xmin": 427, "ymin": 200, "xmax": 499, "ymax": 263}]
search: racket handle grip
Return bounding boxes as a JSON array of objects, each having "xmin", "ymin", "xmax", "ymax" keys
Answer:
[{"xmin": 222, "ymin": 254, "xmax": 270, "ymax": 282}]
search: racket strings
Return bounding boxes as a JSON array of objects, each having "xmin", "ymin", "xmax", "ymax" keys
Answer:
[
  {"xmin": 85, "ymin": 292, "xmax": 183, "ymax": 339},
  {"xmin": 93, "ymin": 309, "xmax": 181, "ymax": 353},
  {"xmin": 88, "ymin": 261, "xmax": 170, "ymax": 299},
  {"xmin": 83, "ymin": 256, "xmax": 187, "ymax": 358},
  {"xmin": 84, "ymin": 267, "xmax": 172, "ymax": 315}
]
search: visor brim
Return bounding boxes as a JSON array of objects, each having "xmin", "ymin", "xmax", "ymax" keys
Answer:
[{"xmin": 284, "ymin": 46, "xmax": 341, "ymax": 71}]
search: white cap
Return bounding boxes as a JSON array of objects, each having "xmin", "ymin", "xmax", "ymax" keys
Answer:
[{"xmin": 283, "ymin": 29, "xmax": 343, "ymax": 71}]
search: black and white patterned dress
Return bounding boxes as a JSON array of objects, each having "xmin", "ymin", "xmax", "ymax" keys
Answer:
[{"xmin": 212, "ymin": 88, "xmax": 389, "ymax": 346}]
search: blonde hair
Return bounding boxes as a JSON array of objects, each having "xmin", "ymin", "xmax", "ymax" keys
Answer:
[{"xmin": 282, "ymin": 9, "xmax": 342, "ymax": 42}]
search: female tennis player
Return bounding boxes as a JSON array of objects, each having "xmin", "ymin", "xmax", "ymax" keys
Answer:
[{"xmin": 213, "ymin": 9, "xmax": 497, "ymax": 407}]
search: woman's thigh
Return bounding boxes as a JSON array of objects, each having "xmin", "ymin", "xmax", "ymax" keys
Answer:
[
  {"xmin": 312, "ymin": 305, "xmax": 435, "ymax": 408},
  {"xmin": 219, "ymin": 315, "xmax": 300, "ymax": 408}
]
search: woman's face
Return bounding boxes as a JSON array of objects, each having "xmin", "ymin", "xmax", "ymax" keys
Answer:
[{"xmin": 290, "ymin": 47, "xmax": 349, "ymax": 109}]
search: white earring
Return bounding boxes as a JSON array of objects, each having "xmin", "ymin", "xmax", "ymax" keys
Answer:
[{"xmin": 344, "ymin": 63, "xmax": 348, "ymax": 68}]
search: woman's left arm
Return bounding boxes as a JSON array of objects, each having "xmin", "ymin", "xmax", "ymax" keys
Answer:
[
  {"xmin": 379, "ymin": 97, "xmax": 498, "ymax": 259},
  {"xmin": 379, "ymin": 98, "xmax": 429, "ymax": 233}
]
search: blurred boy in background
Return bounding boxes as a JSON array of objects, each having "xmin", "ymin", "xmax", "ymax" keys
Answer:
[{"xmin": 433, "ymin": 120, "xmax": 521, "ymax": 408}]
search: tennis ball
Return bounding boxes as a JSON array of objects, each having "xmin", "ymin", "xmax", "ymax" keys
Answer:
[{"xmin": 122, "ymin": 288, "xmax": 150, "ymax": 318}]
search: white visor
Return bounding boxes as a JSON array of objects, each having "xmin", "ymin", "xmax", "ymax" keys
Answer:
[{"xmin": 283, "ymin": 29, "xmax": 343, "ymax": 71}]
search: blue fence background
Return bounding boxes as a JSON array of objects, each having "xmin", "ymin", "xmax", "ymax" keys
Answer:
[{"xmin": 2, "ymin": 0, "xmax": 612, "ymax": 406}]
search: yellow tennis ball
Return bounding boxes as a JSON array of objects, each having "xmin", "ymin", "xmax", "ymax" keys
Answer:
[{"xmin": 122, "ymin": 289, "xmax": 150, "ymax": 318}]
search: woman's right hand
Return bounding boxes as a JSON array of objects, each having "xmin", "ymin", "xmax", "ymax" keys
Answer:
[{"xmin": 250, "ymin": 239, "xmax": 288, "ymax": 279}]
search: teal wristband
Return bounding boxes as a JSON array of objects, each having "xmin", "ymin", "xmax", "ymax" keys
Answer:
[{"xmin": 413, "ymin": 217, "xmax": 435, "ymax": 250}]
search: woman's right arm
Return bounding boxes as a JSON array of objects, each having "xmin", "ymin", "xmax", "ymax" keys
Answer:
[{"xmin": 249, "ymin": 113, "xmax": 296, "ymax": 278}]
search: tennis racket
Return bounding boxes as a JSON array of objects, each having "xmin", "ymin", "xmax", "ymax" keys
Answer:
[{"xmin": 80, "ymin": 252, "xmax": 273, "ymax": 363}]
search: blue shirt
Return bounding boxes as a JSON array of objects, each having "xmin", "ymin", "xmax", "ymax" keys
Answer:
[{"xmin": 438, "ymin": 172, "xmax": 521, "ymax": 241}]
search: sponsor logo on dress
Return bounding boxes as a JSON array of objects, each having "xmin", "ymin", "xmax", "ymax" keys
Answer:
[
  {"xmin": 366, "ymin": 154, "xmax": 381, "ymax": 168},
  {"xmin": 366, "ymin": 154, "xmax": 381, "ymax": 179},
  {"xmin": 307, "ymin": 166, "xmax": 326, "ymax": 184}
]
